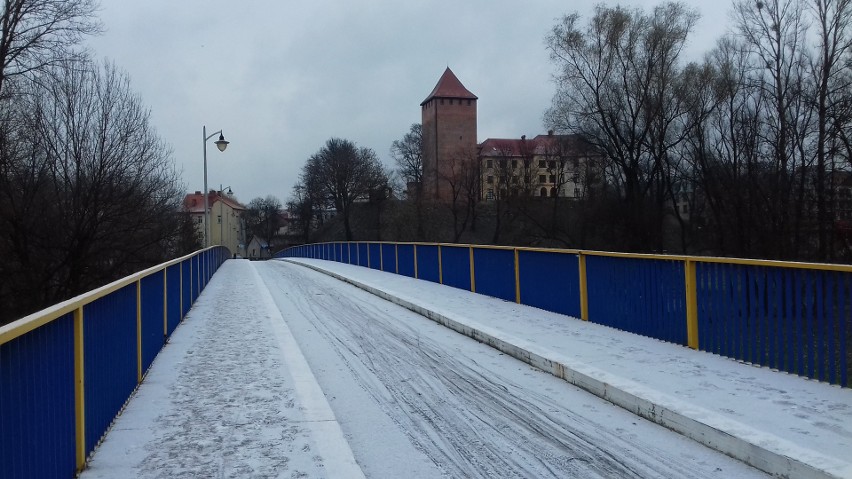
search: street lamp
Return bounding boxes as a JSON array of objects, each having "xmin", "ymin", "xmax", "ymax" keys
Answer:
[{"xmin": 202, "ymin": 125, "xmax": 229, "ymax": 247}]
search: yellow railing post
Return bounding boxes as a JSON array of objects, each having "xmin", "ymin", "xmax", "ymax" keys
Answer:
[
  {"xmin": 73, "ymin": 306, "xmax": 86, "ymax": 472},
  {"xmin": 470, "ymin": 246, "xmax": 476, "ymax": 293},
  {"xmin": 514, "ymin": 248, "xmax": 521, "ymax": 304},
  {"xmin": 179, "ymin": 261, "xmax": 184, "ymax": 322},
  {"xmin": 136, "ymin": 280, "xmax": 142, "ymax": 383},
  {"xmin": 685, "ymin": 259, "xmax": 699, "ymax": 349},
  {"xmin": 413, "ymin": 244, "xmax": 419, "ymax": 279},
  {"xmin": 578, "ymin": 252, "xmax": 589, "ymax": 321}
]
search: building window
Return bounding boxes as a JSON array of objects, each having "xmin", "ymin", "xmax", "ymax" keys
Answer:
[
  {"xmin": 512, "ymin": 176, "xmax": 519, "ymax": 184},
  {"xmin": 487, "ymin": 176, "xmax": 494, "ymax": 184},
  {"xmin": 548, "ymin": 161, "xmax": 556, "ymax": 169},
  {"xmin": 467, "ymin": 100, "xmax": 472, "ymax": 106},
  {"xmin": 511, "ymin": 160, "xmax": 517, "ymax": 168},
  {"xmin": 549, "ymin": 175, "xmax": 556, "ymax": 183},
  {"xmin": 486, "ymin": 189, "xmax": 494, "ymax": 200},
  {"xmin": 539, "ymin": 174, "xmax": 547, "ymax": 183},
  {"xmin": 540, "ymin": 187, "xmax": 547, "ymax": 197},
  {"xmin": 486, "ymin": 159, "xmax": 493, "ymax": 169},
  {"xmin": 539, "ymin": 160, "xmax": 546, "ymax": 168},
  {"xmin": 550, "ymin": 188, "xmax": 557, "ymax": 197},
  {"xmin": 574, "ymin": 188, "xmax": 581, "ymax": 197},
  {"xmin": 573, "ymin": 173, "xmax": 580, "ymax": 183},
  {"xmin": 196, "ymin": 217, "xmax": 202, "ymax": 224}
]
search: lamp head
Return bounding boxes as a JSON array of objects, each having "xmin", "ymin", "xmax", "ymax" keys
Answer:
[{"xmin": 215, "ymin": 133, "xmax": 229, "ymax": 152}]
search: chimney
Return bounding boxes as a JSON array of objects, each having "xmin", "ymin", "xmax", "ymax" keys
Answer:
[
  {"xmin": 548, "ymin": 130, "xmax": 554, "ymax": 136},
  {"xmin": 521, "ymin": 135, "xmax": 526, "ymax": 140}
]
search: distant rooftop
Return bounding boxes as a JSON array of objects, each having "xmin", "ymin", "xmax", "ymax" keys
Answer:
[{"xmin": 421, "ymin": 67, "xmax": 478, "ymax": 106}]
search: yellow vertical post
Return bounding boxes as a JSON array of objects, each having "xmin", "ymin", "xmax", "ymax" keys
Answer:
[
  {"xmin": 413, "ymin": 244, "xmax": 419, "ymax": 279},
  {"xmin": 514, "ymin": 248, "xmax": 521, "ymax": 303},
  {"xmin": 469, "ymin": 246, "xmax": 476, "ymax": 292},
  {"xmin": 685, "ymin": 259, "xmax": 699, "ymax": 349},
  {"xmin": 136, "ymin": 280, "xmax": 142, "ymax": 383},
  {"xmin": 579, "ymin": 252, "xmax": 589, "ymax": 321},
  {"xmin": 438, "ymin": 245, "xmax": 443, "ymax": 284},
  {"xmin": 73, "ymin": 306, "xmax": 86, "ymax": 472}
]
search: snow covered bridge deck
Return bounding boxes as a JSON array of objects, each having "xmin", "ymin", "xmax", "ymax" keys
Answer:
[
  {"xmin": 82, "ymin": 259, "xmax": 850, "ymax": 479},
  {"xmin": 2, "ymin": 253, "xmax": 851, "ymax": 478}
]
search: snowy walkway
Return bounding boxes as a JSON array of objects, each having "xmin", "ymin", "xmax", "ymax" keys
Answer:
[
  {"xmin": 80, "ymin": 260, "xmax": 363, "ymax": 479},
  {"xmin": 288, "ymin": 257, "xmax": 852, "ymax": 479},
  {"xmin": 79, "ymin": 258, "xmax": 851, "ymax": 479}
]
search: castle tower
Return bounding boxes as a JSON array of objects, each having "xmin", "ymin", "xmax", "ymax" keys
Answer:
[{"xmin": 421, "ymin": 67, "xmax": 478, "ymax": 201}]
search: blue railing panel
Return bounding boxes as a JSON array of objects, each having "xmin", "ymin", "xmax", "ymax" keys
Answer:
[
  {"xmin": 518, "ymin": 250, "xmax": 581, "ymax": 318},
  {"xmin": 397, "ymin": 245, "xmax": 416, "ymax": 277},
  {"xmin": 140, "ymin": 273, "xmax": 164, "ymax": 373},
  {"xmin": 416, "ymin": 245, "xmax": 440, "ymax": 283},
  {"xmin": 181, "ymin": 260, "xmax": 192, "ymax": 317},
  {"xmin": 440, "ymin": 246, "xmax": 471, "ymax": 291},
  {"xmin": 368, "ymin": 243, "xmax": 381, "ymax": 270},
  {"xmin": 0, "ymin": 314, "xmax": 75, "ymax": 479},
  {"xmin": 473, "ymin": 248, "xmax": 515, "ymax": 302},
  {"xmin": 587, "ymin": 256, "xmax": 686, "ymax": 345},
  {"xmin": 166, "ymin": 264, "xmax": 182, "ymax": 335},
  {"xmin": 83, "ymin": 284, "xmax": 137, "ymax": 454},
  {"xmin": 696, "ymin": 263, "xmax": 850, "ymax": 386},
  {"xmin": 381, "ymin": 244, "xmax": 396, "ymax": 273},
  {"xmin": 358, "ymin": 243, "xmax": 369, "ymax": 267}
]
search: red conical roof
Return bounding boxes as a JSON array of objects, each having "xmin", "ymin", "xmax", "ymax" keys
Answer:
[{"xmin": 421, "ymin": 67, "xmax": 478, "ymax": 105}]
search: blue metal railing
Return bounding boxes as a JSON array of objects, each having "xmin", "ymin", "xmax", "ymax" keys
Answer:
[
  {"xmin": 0, "ymin": 246, "xmax": 229, "ymax": 478},
  {"xmin": 278, "ymin": 242, "xmax": 851, "ymax": 388}
]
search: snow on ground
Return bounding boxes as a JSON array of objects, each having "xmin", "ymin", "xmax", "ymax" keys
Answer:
[
  {"xmin": 81, "ymin": 260, "xmax": 361, "ymax": 479},
  {"xmin": 81, "ymin": 257, "xmax": 846, "ymax": 478}
]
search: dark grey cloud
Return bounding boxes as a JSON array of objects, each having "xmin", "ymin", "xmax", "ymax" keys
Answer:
[{"xmin": 88, "ymin": 0, "xmax": 731, "ymax": 203}]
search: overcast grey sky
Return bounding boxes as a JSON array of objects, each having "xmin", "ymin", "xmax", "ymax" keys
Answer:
[{"xmin": 86, "ymin": 0, "xmax": 733, "ymax": 204}]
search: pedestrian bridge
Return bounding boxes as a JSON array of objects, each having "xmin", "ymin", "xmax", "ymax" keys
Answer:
[{"xmin": 1, "ymin": 243, "xmax": 850, "ymax": 478}]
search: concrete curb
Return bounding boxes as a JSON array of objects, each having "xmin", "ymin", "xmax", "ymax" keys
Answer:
[
  {"xmin": 252, "ymin": 263, "xmax": 366, "ymax": 479},
  {"xmin": 288, "ymin": 259, "xmax": 851, "ymax": 479}
]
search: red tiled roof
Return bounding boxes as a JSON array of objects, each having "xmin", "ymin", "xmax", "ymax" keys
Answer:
[
  {"xmin": 183, "ymin": 191, "xmax": 246, "ymax": 213},
  {"xmin": 478, "ymin": 134, "xmax": 592, "ymax": 157},
  {"xmin": 421, "ymin": 67, "xmax": 478, "ymax": 105}
]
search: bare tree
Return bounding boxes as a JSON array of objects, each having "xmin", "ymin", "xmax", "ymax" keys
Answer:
[
  {"xmin": 0, "ymin": 59, "xmax": 182, "ymax": 323},
  {"xmin": 246, "ymin": 195, "xmax": 283, "ymax": 246},
  {"xmin": 391, "ymin": 123, "xmax": 423, "ymax": 193},
  {"xmin": 0, "ymin": 0, "xmax": 101, "ymax": 97},
  {"xmin": 545, "ymin": 2, "xmax": 699, "ymax": 251},
  {"xmin": 304, "ymin": 138, "xmax": 387, "ymax": 241}
]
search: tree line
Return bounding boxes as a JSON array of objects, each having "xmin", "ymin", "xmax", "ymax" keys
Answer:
[
  {"xmin": 0, "ymin": 1, "xmax": 196, "ymax": 324},
  {"xmin": 286, "ymin": 0, "xmax": 852, "ymax": 264},
  {"xmin": 545, "ymin": 0, "xmax": 852, "ymax": 261}
]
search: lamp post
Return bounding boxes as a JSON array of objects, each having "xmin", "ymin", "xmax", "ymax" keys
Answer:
[{"xmin": 203, "ymin": 125, "xmax": 229, "ymax": 247}]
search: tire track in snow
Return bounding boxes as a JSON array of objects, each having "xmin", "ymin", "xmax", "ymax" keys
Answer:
[{"xmin": 258, "ymin": 261, "xmax": 766, "ymax": 479}]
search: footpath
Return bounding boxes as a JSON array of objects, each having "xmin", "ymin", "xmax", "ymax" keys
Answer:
[
  {"xmin": 288, "ymin": 258, "xmax": 852, "ymax": 479},
  {"xmin": 80, "ymin": 260, "xmax": 364, "ymax": 479}
]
